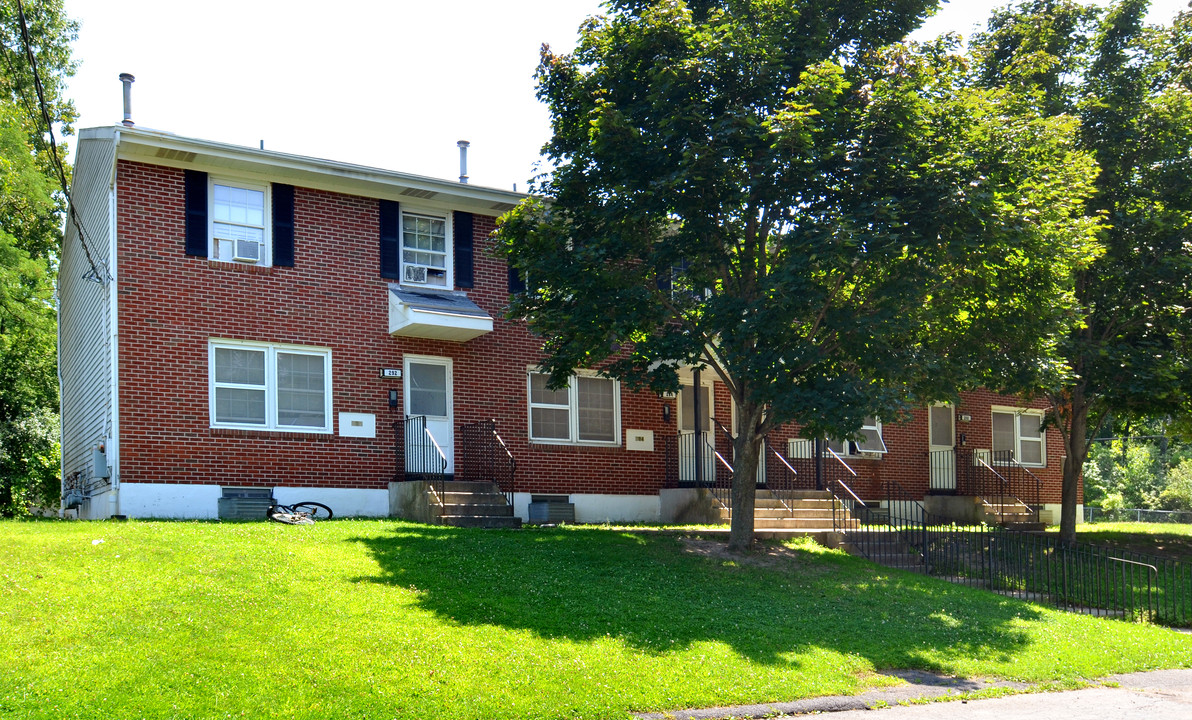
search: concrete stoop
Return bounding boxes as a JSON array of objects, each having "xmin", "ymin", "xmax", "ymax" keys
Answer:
[
  {"xmin": 717, "ymin": 490, "xmax": 860, "ymax": 531},
  {"xmin": 389, "ymin": 479, "xmax": 521, "ymax": 528}
]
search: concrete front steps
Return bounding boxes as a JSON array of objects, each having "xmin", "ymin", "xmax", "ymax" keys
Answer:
[
  {"xmin": 716, "ymin": 489, "xmax": 860, "ymax": 531},
  {"xmin": 980, "ymin": 498, "xmax": 1046, "ymax": 532},
  {"xmin": 436, "ymin": 480, "xmax": 521, "ymax": 529}
]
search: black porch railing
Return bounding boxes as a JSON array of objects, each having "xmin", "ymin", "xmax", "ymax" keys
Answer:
[
  {"xmin": 402, "ymin": 415, "xmax": 448, "ymax": 506},
  {"xmin": 929, "ymin": 448, "xmax": 1041, "ymax": 524},
  {"xmin": 458, "ymin": 420, "xmax": 516, "ymax": 507},
  {"xmin": 662, "ymin": 431, "xmax": 733, "ymax": 510}
]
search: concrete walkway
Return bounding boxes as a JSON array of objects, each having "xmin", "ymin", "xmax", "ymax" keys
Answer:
[{"xmin": 634, "ymin": 669, "xmax": 1192, "ymax": 720}]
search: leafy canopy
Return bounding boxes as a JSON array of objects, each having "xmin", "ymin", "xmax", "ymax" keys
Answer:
[{"xmin": 499, "ymin": 0, "xmax": 1098, "ymax": 443}]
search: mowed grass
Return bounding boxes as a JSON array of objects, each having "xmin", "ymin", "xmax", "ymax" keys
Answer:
[
  {"xmin": 1064, "ymin": 522, "xmax": 1192, "ymax": 561},
  {"xmin": 2, "ymin": 521, "xmax": 1189, "ymax": 720}
]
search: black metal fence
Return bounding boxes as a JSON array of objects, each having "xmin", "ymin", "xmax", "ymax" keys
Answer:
[
  {"xmin": 924, "ymin": 526, "xmax": 1189, "ymax": 626},
  {"xmin": 840, "ymin": 479, "xmax": 1191, "ymax": 627},
  {"xmin": 458, "ymin": 420, "xmax": 516, "ymax": 507}
]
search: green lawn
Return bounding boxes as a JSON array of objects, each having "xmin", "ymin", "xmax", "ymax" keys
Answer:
[
  {"xmin": 1064, "ymin": 521, "xmax": 1192, "ymax": 561},
  {"xmin": 2, "ymin": 520, "xmax": 1189, "ymax": 720}
]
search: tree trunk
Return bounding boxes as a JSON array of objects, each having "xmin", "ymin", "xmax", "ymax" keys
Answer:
[
  {"xmin": 1060, "ymin": 389, "xmax": 1090, "ymax": 546},
  {"xmin": 727, "ymin": 402, "xmax": 765, "ymax": 552}
]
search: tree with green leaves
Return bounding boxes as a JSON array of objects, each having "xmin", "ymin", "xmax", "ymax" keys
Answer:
[
  {"xmin": 498, "ymin": 0, "xmax": 1099, "ymax": 550},
  {"xmin": 0, "ymin": 0, "xmax": 77, "ymax": 515},
  {"xmin": 974, "ymin": 0, "xmax": 1192, "ymax": 544}
]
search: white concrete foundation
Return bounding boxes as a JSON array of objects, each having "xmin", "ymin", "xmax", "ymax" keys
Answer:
[
  {"xmin": 110, "ymin": 483, "xmax": 388, "ymax": 519},
  {"xmin": 273, "ymin": 487, "xmax": 388, "ymax": 517},
  {"xmin": 512, "ymin": 492, "xmax": 660, "ymax": 524},
  {"xmin": 120, "ymin": 483, "xmax": 222, "ymax": 519}
]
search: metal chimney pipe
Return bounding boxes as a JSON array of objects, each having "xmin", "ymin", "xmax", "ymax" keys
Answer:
[
  {"xmin": 457, "ymin": 140, "xmax": 470, "ymax": 184},
  {"xmin": 119, "ymin": 73, "xmax": 135, "ymax": 127}
]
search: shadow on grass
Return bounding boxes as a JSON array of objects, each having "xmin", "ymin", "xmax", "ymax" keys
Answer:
[{"xmin": 349, "ymin": 524, "xmax": 1045, "ymax": 669}]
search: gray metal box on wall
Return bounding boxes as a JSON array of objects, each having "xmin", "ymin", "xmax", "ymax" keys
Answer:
[
  {"xmin": 218, "ymin": 487, "xmax": 275, "ymax": 520},
  {"xmin": 528, "ymin": 500, "xmax": 575, "ymax": 524}
]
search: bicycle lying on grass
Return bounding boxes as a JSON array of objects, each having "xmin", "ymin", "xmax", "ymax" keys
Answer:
[{"xmin": 266, "ymin": 501, "xmax": 333, "ymax": 524}]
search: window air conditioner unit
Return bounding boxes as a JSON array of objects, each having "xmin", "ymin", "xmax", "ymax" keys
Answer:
[
  {"xmin": 404, "ymin": 264, "xmax": 428, "ymax": 283},
  {"xmin": 233, "ymin": 239, "xmax": 261, "ymax": 263}
]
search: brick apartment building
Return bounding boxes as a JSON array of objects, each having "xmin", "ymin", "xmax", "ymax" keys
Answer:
[{"xmin": 58, "ymin": 125, "xmax": 1078, "ymax": 524}]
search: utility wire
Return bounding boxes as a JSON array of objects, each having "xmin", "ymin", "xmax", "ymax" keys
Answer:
[{"xmin": 8, "ymin": 0, "xmax": 107, "ymax": 284}]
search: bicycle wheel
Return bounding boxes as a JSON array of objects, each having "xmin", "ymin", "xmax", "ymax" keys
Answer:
[
  {"xmin": 267, "ymin": 505, "xmax": 314, "ymax": 525},
  {"xmin": 289, "ymin": 502, "xmax": 333, "ymax": 520}
]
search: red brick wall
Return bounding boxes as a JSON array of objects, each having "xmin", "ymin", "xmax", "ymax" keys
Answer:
[
  {"xmin": 115, "ymin": 160, "xmax": 671, "ymax": 494},
  {"xmin": 115, "ymin": 160, "xmax": 1072, "ymax": 505}
]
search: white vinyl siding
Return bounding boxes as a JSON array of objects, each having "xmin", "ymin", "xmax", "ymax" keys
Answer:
[
  {"xmin": 209, "ymin": 341, "xmax": 331, "ymax": 432},
  {"xmin": 59, "ymin": 131, "xmax": 118, "ymax": 499},
  {"xmin": 528, "ymin": 372, "xmax": 619, "ymax": 445}
]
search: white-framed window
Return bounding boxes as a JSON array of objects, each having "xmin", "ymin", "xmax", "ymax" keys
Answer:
[
  {"xmin": 827, "ymin": 416, "xmax": 887, "ymax": 457},
  {"xmin": 991, "ymin": 407, "xmax": 1045, "ymax": 466},
  {"xmin": 527, "ymin": 371, "xmax": 620, "ymax": 445},
  {"xmin": 209, "ymin": 340, "xmax": 331, "ymax": 432},
  {"xmin": 401, "ymin": 209, "xmax": 451, "ymax": 287},
  {"xmin": 210, "ymin": 178, "xmax": 270, "ymax": 266}
]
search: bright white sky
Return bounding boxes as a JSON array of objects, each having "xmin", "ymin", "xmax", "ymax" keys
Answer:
[{"xmin": 62, "ymin": 0, "xmax": 1189, "ymax": 191}]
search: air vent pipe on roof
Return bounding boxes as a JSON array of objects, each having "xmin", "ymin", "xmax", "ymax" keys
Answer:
[
  {"xmin": 458, "ymin": 140, "xmax": 470, "ymax": 184},
  {"xmin": 119, "ymin": 73, "xmax": 135, "ymax": 127}
]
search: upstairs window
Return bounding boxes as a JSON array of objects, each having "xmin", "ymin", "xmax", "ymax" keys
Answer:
[
  {"xmin": 401, "ymin": 211, "xmax": 450, "ymax": 287},
  {"xmin": 211, "ymin": 180, "xmax": 270, "ymax": 266}
]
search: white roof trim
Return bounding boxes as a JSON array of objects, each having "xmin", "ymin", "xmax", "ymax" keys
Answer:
[{"xmin": 82, "ymin": 125, "xmax": 526, "ymax": 215}]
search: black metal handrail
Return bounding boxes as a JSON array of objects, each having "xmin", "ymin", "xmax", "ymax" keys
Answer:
[
  {"xmin": 662, "ymin": 431, "xmax": 731, "ymax": 510},
  {"xmin": 955, "ymin": 448, "xmax": 1040, "ymax": 526},
  {"xmin": 458, "ymin": 419, "xmax": 516, "ymax": 507},
  {"xmin": 404, "ymin": 415, "xmax": 448, "ymax": 507}
]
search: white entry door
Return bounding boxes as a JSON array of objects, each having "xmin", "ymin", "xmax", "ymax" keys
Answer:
[
  {"xmin": 405, "ymin": 356, "xmax": 453, "ymax": 474},
  {"xmin": 678, "ymin": 383, "xmax": 716, "ymax": 483},
  {"xmin": 929, "ymin": 404, "xmax": 955, "ymax": 491}
]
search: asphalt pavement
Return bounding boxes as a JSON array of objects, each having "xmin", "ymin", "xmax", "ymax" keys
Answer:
[{"xmin": 634, "ymin": 668, "xmax": 1192, "ymax": 720}]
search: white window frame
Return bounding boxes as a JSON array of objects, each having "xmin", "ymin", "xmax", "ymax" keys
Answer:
[
  {"xmin": 827, "ymin": 417, "xmax": 887, "ymax": 458},
  {"xmin": 527, "ymin": 370, "xmax": 621, "ymax": 446},
  {"xmin": 990, "ymin": 406, "xmax": 1046, "ymax": 467},
  {"xmin": 209, "ymin": 177, "xmax": 271, "ymax": 267},
  {"xmin": 400, "ymin": 207, "xmax": 453, "ymax": 288},
  {"xmin": 209, "ymin": 339, "xmax": 332, "ymax": 433}
]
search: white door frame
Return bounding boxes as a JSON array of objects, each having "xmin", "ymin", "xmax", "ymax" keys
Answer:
[
  {"xmin": 928, "ymin": 403, "xmax": 956, "ymax": 491},
  {"xmin": 404, "ymin": 355, "xmax": 454, "ymax": 474},
  {"xmin": 678, "ymin": 380, "xmax": 716, "ymax": 484}
]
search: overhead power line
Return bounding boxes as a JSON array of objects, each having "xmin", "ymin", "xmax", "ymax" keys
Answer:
[{"xmin": 6, "ymin": 0, "xmax": 108, "ymax": 284}]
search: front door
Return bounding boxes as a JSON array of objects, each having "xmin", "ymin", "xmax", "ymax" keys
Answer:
[
  {"xmin": 928, "ymin": 404, "xmax": 955, "ymax": 491},
  {"xmin": 405, "ymin": 356, "xmax": 453, "ymax": 474},
  {"xmin": 678, "ymin": 383, "xmax": 716, "ymax": 484}
]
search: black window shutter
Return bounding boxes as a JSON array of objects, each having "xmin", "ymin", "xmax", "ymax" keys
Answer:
[
  {"xmin": 183, "ymin": 170, "xmax": 208, "ymax": 257},
  {"xmin": 508, "ymin": 266, "xmax": 526, "ymax": 294},
  {"xmin": 379, "ymin": 199, "xmax": 401, "ymax": 279},
  {"xmin": 454, "ymin": 211, "xmax": 474, "ymax": 288},
  {"xmin": 272, "ymin": 183, "xmax": 295, "ymax": 267}
]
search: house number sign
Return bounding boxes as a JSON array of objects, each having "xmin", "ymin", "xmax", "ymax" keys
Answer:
[{"xmin": 380, "ymin": 368, "xmax": 402, "ymax": 378}]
